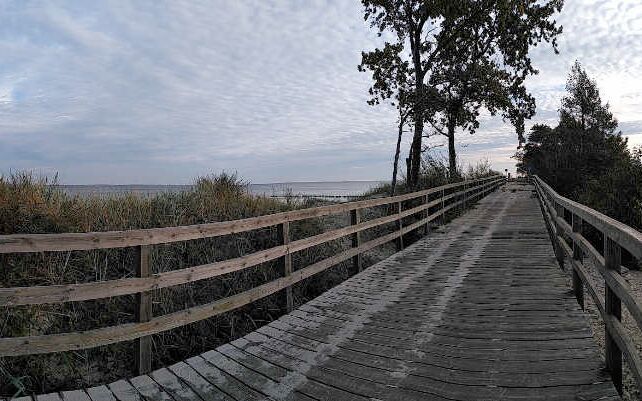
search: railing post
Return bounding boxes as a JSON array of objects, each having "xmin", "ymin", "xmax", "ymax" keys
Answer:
[
  {"xmin": 604, "ymin": 236, "xmax": 623, "ymax": 395},
  {"xmin": 135, "ymin": 244, "xmax": 152, "ymax": 375},
  {"xmin": 440, "ymin": 188, "xmax": 446, "ymax": 225},
  {"xmin": 278, "ymin": 221, "xmax": 293, "ymax": 312},
  {"xmin": 423, "ymin": 194, "xmax": 430, "ymax": 235},
  {"xmin": 396, "ymin": 201, "xmax": 404, "ymax": 251},
  {"xmin": 463, "ymin": 181, "xmax": 468, "ymax": 211},
  {"xmin": 571, "ymin": 214, "xmax": 584, "ymax": 309},
  {"xmin": 553, "ymin": 202, "xmax": 565, "ymax": 269},
  {"xmin": 350, "ymin": 209, "xmax": 362, "ymax": 273}
]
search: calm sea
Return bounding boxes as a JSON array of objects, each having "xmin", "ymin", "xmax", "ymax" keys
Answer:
[{"xmin": 61, "ymin": 181, "xmax": 385, "ymax": 200}]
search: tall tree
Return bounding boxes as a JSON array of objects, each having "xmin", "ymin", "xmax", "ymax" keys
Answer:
[
  {"xmin": 358, "ymin": 42, "xmax": 413, "ymax": 194},
  {"xmin": 517, "ymin": 62, "xmax": 638, "ymax": 225},
  {"xmin": 359, "ymin": 2, "xmax": 451, "ymax": 187},
  {"xmin": 360, "ymin": 0, "xmax": 563, "ymax": 183},
  {"xmin": 560, "ymin": 61, "xmax": 618, "ymax": 133}
]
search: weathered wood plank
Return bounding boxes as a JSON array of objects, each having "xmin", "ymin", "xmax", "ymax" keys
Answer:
[
  {"xmin": 85, "ymin": 386, "xmax": 117, "ymax": 401},
  {"xmin": 535, "ymin": 176, "xmax": 642, "ymax": 260},
  {"xmin": 105, "ymin": 380, "xmax": 143, "ymax": 401},
  {"xmin": 184, "ymin": 356, "xmax": 264, "ymax": 401},
  {"xmin": 167, "ymin": 362, "xmax": 233, "ymax": 401},
  {"xmin": 128, "ymin": 376, "xmax": 174, "ymax": 401},
  {"xmin": 59, "ymin": 390, "xmax": 91, "ymax": 401},
  {"xmin": 135, "ymin": 245, "xmax": 152, "ymax": 375},
  {"xmin": 0, "ymin": 195, "xmax": 427, "ymax": 307},
  {"xmin": 604, "ymin": 236, "xmax": 623, "ymax": 395},
  {"xmin": 278, "ymin": 221, "xmax": 293, "ymax": 312},
  {"xmin": 149, "ymin": 369, "xmax": 204, "ymax": 401},
  {"xmin": 350, "ymin": 208, "xmax": 361, "ymax": 273},
  {"xmin": 35, "ymin": 395, "xmax": 62, "ymax": 401},
  {"xmin": 395, "ymin": 201, "xmax": 403, "ymax": 251}
]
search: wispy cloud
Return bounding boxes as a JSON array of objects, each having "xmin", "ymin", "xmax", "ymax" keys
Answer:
[{"xmin": 0, "ymin": 1, "xmax": 641, "ymax": 183}]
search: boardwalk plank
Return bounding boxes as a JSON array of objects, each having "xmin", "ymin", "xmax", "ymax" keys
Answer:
[
  {"xmin": 149, "ymin": 369, "xmax": 204, "ymax": 401},
  {"xmin": 60, "ymin": 391, "xmax": 91, "ymax": 401},
  {"xmin": 106, "ymin": 380, "xmax": 143, "ymax": 401},
  {"xmin": 35, "ymin": 395, "xmax": 62, "ymax": 401},
  {"xmin": 200, "ymin": 350, "xmax": 314, "ymax": 401},
  {"xmin": 184, "ymin": 356, "xmax": 264, "ymax": 401},
  {"xmin": 128, "ymin": 375, "xmax": 175, "ymax": 401},
  {"xmin": 167, "ymin": 362, "xmax": 233, "ymax": 401},
  {"xmin": 220, "ymin": 342, "xmax": 368, "ymax": 401},
  {"xmin": 85, "ymin": 386, "xmax": 116, "ymax": 401}
]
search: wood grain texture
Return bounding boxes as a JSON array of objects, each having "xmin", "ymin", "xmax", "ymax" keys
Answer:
[
  {"xmin": 350, "ymin": 208, "xmax": 362, "ymax": 273},
  {"xmin": 135, "ymin": 245, "xmax": 152, "ymax": 375},
  {"xmin": 278, "ymin": 221, "xmax": 293, "ymax": 313}
]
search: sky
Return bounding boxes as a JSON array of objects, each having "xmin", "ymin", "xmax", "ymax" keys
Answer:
[{"xmin": 1, "ymin": 0, "xmax": 642, "ymax": 184}]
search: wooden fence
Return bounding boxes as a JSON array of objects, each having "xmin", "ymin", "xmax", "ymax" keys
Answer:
[
  {"xmin": 534, "ymin": 175, "xmax": 642, "ymax": 395},
  {"xmin": 0, "ymin": 175, "xmax": 504, "ymax": 375}
]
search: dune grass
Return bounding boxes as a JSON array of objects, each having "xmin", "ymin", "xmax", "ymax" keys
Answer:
[{"xmin": 0, "ymin": 172, "xmax": 400, "ymax": 396}]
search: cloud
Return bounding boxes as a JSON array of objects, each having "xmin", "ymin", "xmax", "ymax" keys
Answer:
[{"xmin": 0, "ymin": 0, "xmax": 641, "ymax": 183}]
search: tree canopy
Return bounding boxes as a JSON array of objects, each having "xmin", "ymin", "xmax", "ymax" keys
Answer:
[{"xmin": 359, "ymin": 0, "xmax": 564, "ymax": 185}]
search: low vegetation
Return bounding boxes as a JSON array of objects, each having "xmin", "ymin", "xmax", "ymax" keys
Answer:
[
  {"xmin": 0, "ymin": 171, "xmax": 403, "ymax": 396},
  {"xmin": 0, "ymin": 172, "xmax": 349, "ymax": 395}
]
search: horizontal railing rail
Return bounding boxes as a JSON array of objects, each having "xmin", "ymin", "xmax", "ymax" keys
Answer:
[
  {"xmin": 0, "ymin": 175, "xmax": 505, "ymax": 375},
  {"xmin": 533, "ymin": 175, "xmax": 642, "ymax": 395}
]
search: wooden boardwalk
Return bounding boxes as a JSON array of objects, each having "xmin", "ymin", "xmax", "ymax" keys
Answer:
[{"xmin": 15, "ymin": 184, "xmax": 619, "ymax": 401}]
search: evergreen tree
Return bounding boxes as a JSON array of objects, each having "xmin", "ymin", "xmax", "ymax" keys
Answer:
[{"xmin": 518, "ymin": 62, "xmax": 642, "ymax": 229}]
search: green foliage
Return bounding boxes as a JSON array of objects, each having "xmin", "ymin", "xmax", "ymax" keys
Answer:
[
  {"xmin": 560, "ymin": 61, "xmax": 618, "ymax": 133},
  {"xmin": 518, "ymin": 62, "xmax": 642, "ymax": 230},
  {"xmin": 429, "ymin": 0, "xmax": 563, "ymax": 141}
]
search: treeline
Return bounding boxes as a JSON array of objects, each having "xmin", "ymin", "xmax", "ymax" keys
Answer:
[{"xmin": 517, "ymin": 62, "xmax": 642, "ymax": 230}]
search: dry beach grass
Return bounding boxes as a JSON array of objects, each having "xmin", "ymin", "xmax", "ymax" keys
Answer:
[{"xmin": 0, "ymin": 172, "xmax": 403, "ymax": 396}]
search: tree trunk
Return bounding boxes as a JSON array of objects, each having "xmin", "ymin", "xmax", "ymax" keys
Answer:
[
  {"xmin": 405, "ymin": 156, "xmax": 411, "ymax": 182},
  {"xmin": 408, "ymin": 119, "xmax": 423, "ymax": 187},
  {"xmin": 408, "ymin": 29, "xmax": 424, "ymax": 189},
  {"xmin": 391, "ymin": 118, "xmax": 404, "ymax": 195},
  {"xmin": 447, "ymin": 117, "xmax": 457, "ymax": 179}
]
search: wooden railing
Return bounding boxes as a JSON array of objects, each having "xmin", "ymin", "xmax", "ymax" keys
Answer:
[
  {"xmin": 0, "ymin": 175, "xmax": 504, "ymax": 375},
  {"xmin": 534, "ymin": 175, "xmax": 642, "ymax": 395}
]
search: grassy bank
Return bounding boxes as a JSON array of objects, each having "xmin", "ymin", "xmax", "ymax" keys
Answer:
[{"xmin": 0, "ymin": 172, "xmax": 402, "ymax": 396}]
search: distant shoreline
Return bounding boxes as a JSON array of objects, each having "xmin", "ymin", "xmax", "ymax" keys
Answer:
[{"xmin": 59, "ymin": 180, "xmax": 386, "ymax": 199}]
